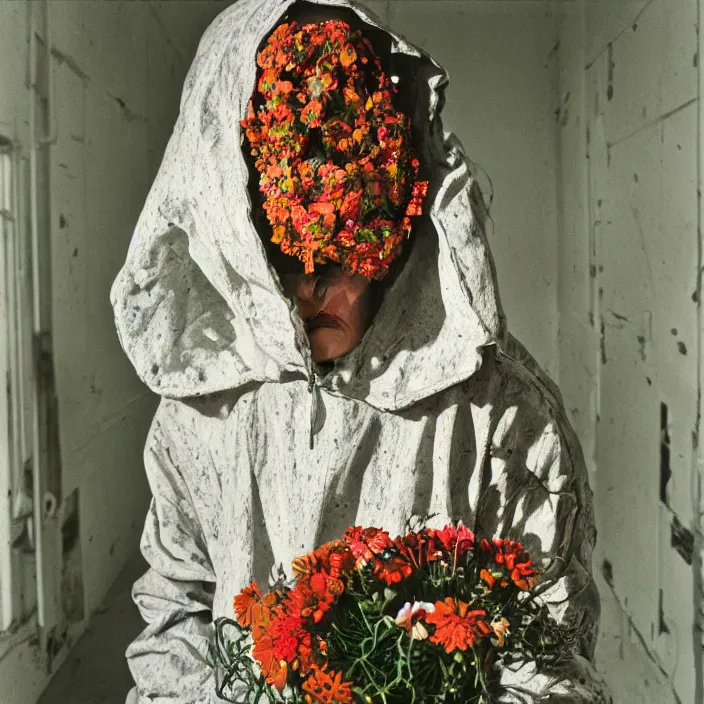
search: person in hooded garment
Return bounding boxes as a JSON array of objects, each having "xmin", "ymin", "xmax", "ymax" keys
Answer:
[{"xmin": 111, "ymin": 1, "xmax": 612, "ymax": 703}]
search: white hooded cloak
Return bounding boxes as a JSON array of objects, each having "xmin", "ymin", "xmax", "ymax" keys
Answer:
[{"xmin": 111, "ymin": 1, "xmax": 612, "ymax": 702}]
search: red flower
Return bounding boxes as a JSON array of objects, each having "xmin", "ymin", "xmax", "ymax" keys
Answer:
[
  {"xmin": 342, "ymin": 526, "xmax": 393, "ymax": 564},
  {"xmin": 373, "ymin": 555, "xmax": 413, "ymax": 585},
  {"xmin": 287, "ymin": 573, "xmax": 343, "ymax": 625},
  {"xmin": 394, "ymin": 531, "xmax": 425, "ymax": 568},
  {"xmin": 425, "ymin": 598, "xmax": 492, "ymax": 653},
  {"xmin": 482, "ymin": 538, "xmax": 538, "ymax": 590},
  {"xmin": 431, "ymin": 523, "xmax": 475, "ymax": 556},
  {"xmin": 273, "ymin": 632, "xmax": 301, "ymax": 662},
  {"xmin": 269, "ymin": 608, "xmax": 309, "ymax": 663}
]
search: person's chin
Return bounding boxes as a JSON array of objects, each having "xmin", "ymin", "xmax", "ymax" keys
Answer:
[{"xmin": 308, "ymin": 328, "xmax": 355, "ymax": 363}]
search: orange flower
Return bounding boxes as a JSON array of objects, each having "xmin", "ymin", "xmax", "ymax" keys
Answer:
[
  {"xmin": 480, "ymin": 568, "xmax": 496, "ymax": 589},
  {"xmin": 266, "ymin": 163, "xmax": 283, "ymax": 180},
  {"xmin": 339, "ymin": 44, "xmax": 357, "ymax": 68},
  {"xmin": 234, "ymin": 581, "xmax": 261, "ymax": 627},
  {"xmin": 309, "ymin": 201, "xmax": 337, "ymax": 230},
  {"xmin": 301, "ymin": 100, "xmax": 323, "ymax": 127},
  {"xmin": 302, "ymin": 666, "xmax": 353, "ymax": 704},
  {"xmin": 258, "ymin": 68, "xmax": 277, "ymax": 96},
  {"xmin": 480, "ymin": 568, "xmax": 508, "ymax": 590},
  {"xmin": 273, "ymin": 80, "xmax": 294, "ymax": 98},
  {"xmin": 253, "ymin": 634, "xmax": 288, "ymax": 691},
  {"xmin": 343, "ymin": 86, "xmax": 362, "ymax": 106},
  {"xmin": 327, "ymin": 548, "xmax": 355, "ymax": 577},
  {"xmin": 490, "ymin": 617, "xmax": 511, "ymax": 647},
  {"xmin": 234, "ymin": 581, "xmax": 277, "ymax": 629},
  {"xmin": 425, "ymin": 598, "xmax": 492, "ymax": 653}
]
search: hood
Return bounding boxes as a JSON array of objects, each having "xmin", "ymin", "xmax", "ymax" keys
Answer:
[{"xmin": 110, "ymin": 0, "xmax": 506, "ymax": 413}]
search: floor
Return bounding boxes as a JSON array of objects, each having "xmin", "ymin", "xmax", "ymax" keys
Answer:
[{"xmin": 38, "ymin": 552, "xmax": 147, "ymax": 704}]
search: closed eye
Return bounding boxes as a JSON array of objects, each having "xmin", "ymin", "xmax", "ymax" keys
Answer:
[{"xmin": 313, "ymin": 275, "xmax": 329, "ymax": 301}]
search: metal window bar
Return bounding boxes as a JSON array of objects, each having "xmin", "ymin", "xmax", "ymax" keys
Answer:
[
  {"xmin": 0, "ymin": 139, "xmax": 13, "ymax": 631},
  {"xmin": 0, "ymin": 135, "xmax": 35, "ymax": 633},
  {"xmin": 0, "ymin": 138, "xmax": 20, "ymax": 632}
]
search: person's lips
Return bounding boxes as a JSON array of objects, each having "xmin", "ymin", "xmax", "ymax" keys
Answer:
[{"xmin": 306, "ymin": 310, "xmax": 343, "ymax": 333}]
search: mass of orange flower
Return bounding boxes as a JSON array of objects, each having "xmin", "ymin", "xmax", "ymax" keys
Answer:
[
  {"xmin": 214, "ymin": 523, "xmax": 555, "ymax": 703},
  {"xmin": 241, "ymin": 20, "xmax": 429, "ymax": 280}
]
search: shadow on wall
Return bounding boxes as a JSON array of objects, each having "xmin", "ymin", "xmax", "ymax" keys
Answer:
[{"xmin": 37, "ymin": 553, "xmax": 148, "ymax": 704}]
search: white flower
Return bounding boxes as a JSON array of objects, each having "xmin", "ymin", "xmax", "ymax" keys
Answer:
[{"xmin": 394, "ymin": 601, "xmax": 435, "ymax": 640}]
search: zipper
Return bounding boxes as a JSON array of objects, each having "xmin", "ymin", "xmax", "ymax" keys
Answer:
[{"xmin": 308, "ymin": 369, "xmax": 319, "ymax": 450}]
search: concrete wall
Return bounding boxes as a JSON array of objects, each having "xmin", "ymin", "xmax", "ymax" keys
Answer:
[
  {"xmin": 11, "ymin": 1, "xmax": 695, "ymax": 703},
  {"xmin": 556, "ymin": 1, "xmax": 701, "ymax": 701},
  {"xmin": 368, "ymin": 0, "xmax": 561, "ymax": 376},
  {"xmin": 0, "ymin": 3, "xmax": 228, "ymax": 703}
]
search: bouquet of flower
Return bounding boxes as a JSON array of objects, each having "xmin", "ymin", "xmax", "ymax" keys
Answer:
[
  {"xmin": 241, "ymin": 20, "xmax": 428, "ymax": 280},
  {"xmin": 210, "ymin": 523, "xmax": 574, "ymax": 703}
]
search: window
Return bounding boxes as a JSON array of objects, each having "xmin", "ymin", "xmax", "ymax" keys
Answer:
[{"xmin": 0, "ymin": 136, "xmax": 35, "ymax": 632}]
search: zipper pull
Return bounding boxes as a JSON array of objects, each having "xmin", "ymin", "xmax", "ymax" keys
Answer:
[{"xmin": 309, "ymin": 371, "xmax": 318, "ymax": 450}]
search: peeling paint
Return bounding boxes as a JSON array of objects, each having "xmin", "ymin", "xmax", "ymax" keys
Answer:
[
  {"xmin": 637, "ymin": 334, "xmax": 646, "ymax": 361},
  {"xmin": 50, "ymin": 47, "xmax": 89, "ymax": 81},
  {"xmin": 61, "ymin": 488, "xmax": 84, "ymax": 623},
  {"xmin": 660, "ymin": 403, "xmax": 671, "ymax": 503},
  {"xmin": 606, "ymin": 42, "xmax": 615, "ymax": 101},
  {"xmin": 105, "ymin": 89, "xmax": 147, "ymax": 123},
  {"xmin": 609, "ymin": 309, "xmax": 629, "ymax": 322},
  {"xmin": 670, "ymin": 515, "xmax": 694, "ymax": 565}
]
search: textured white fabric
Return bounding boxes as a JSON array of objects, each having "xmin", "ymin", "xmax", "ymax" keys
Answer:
[{"xmin": 110, "ymin": 1, "xmax": 611, "ymax": 702}]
